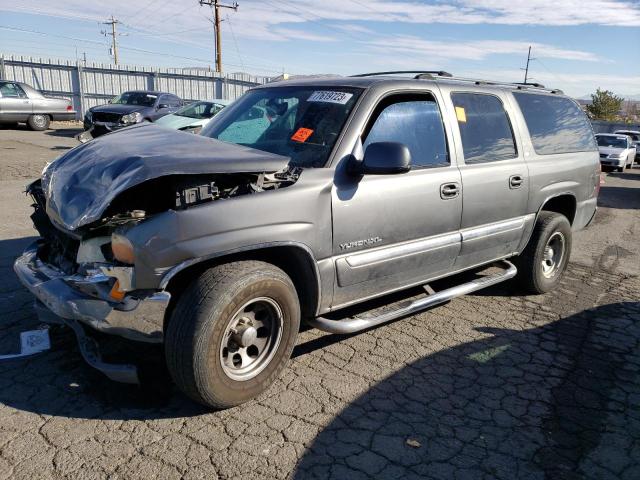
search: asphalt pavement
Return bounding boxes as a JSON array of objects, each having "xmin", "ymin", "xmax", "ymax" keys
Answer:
[{"xmin": 0, "ymin": 123, "xmax": 638, "ymax": 479}]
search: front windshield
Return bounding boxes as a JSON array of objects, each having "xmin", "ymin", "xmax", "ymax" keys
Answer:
[
  {"xmin": 597, "ymin": 136, "xmax": 627, "ymax": 148},
  {"xmin": 616, "ymin": 132, "xmax": 639, "ymax": 141},
  {"xmin": 201, "ymin": 86, "xmax": 362, "ymax": 168},
  {"xmin": 176, "ymin": 101, "xmax": 223, "ymax": 119},
  {"xmin": 111, "ymin": 92, "xmax": 157, "ymax": 107}
]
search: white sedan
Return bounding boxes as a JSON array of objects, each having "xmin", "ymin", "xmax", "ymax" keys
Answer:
[{"xmin": 596, "ymin": 133, "xmax": 636, "ymax": 172}]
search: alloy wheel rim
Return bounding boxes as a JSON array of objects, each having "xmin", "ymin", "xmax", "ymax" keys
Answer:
[
  {"xmin": 33, "ymin": 115, "xmax": 46, "ymax": 127},
  {"xmin": 219, "ymin": 297, "xmax": 283, "ymax": 381},
  {"xmin": 541, "ymin": 231, "xmax": 565, "ymax": 279}
]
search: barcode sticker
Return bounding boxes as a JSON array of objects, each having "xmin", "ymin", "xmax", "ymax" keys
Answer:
[{"xmin": 307, "ymin": 91, "xmax": 353, "ymax": 105}]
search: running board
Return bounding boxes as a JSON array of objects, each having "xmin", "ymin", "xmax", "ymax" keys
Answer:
[{"xmin": 308, "ymin": 260, "xmax": 517, "ymax": 335}]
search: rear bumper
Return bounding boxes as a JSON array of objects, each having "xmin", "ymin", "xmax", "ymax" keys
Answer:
[
  {"xmin": 13, "ymin": 243, "xmax": 170, "ymax": 344},
  {"xmin": 51, "ymin": 112, "xmax": 77, "ymax": 121}
]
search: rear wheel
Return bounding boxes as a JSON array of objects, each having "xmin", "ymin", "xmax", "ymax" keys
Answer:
[
  {"xmin": 514, "ymin": 211, "xmax": 572, "ymax": 294},
  {"xmin": 27, "ymin": 114, "xmax": 50, "ymax": 131},
  {"xmin": 165, "ymin": 261, "xmax": 300, "ymax": 409}
]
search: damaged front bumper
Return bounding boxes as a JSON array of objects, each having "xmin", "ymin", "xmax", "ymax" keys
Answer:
[{"xmin": 13, "ymin": 243, "xmax": 170, "ymax": 344}]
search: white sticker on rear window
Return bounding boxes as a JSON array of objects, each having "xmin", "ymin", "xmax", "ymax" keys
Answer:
[{"xmin": 307, "ymin": 91, "xmax": 353, "ymax": 105}]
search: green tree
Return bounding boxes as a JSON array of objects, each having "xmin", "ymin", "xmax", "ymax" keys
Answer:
[{"xmin": 586, "ymin": 88, "xmax": 624, "ymax": 121}]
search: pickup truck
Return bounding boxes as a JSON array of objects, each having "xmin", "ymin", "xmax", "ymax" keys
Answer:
[{"xmin": 14, "ymin": 71, "xmax": 600, "ymax": 409}]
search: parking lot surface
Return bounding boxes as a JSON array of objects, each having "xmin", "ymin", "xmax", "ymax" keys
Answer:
[{"xmin": 0, "ymin": 124, "xmax": 639, "ymax": 479}]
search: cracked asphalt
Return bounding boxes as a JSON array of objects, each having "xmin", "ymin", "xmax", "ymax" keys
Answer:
[{"xmin": 1, "ymin": 124, "xmax": 639, "ymax": 479}]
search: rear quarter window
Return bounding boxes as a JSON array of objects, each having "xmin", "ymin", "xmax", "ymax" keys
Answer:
[{"xmin": 513, "ymin": 92, "xmax": 596, "ymax": 155}]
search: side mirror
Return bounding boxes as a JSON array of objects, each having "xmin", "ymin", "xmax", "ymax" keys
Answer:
[
  {"xmin": 351, "ymin": 142, "xmax": 412, "ymax": 175},
  {"xmin": 158, "ymin": 103, "xmax": 170, "ymax": 109}
]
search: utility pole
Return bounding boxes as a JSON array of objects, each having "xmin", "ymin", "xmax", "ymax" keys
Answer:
[
  {"xmin": 523, "ymin": 45, "xmax": 534, "ymax": 83},
  {"xmin": 199, "ymin": 1, "xmax": 238, "ymax": 73},
  {"xmin": 102, "ymin": 16, "xmax": 122, "ymax": 65}
]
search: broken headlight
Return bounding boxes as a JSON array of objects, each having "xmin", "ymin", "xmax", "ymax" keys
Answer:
[
  {"xmin": 111, "ymin": 233, "xmax": 135, "ymax": 264},
  {"xmin": 121, "ymin": 112, "xmax": 143, "ymax": 125}
]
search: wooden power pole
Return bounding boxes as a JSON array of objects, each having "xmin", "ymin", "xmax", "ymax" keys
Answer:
[
  {"xmin": 199, "ymin": 0, "xmax": 238, "ymax": 73},
  {"xmin": 102, "ymin": 16, "xmax": 121, "ymax": 65}
]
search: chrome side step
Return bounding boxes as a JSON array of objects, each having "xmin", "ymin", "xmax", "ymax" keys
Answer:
[{"xmin": 308, "ymin": 260, "xmax": 517, "ymax": 335}]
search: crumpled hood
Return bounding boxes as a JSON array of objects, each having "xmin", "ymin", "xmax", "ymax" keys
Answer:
[{"xmin": 42, "ymin": 123, "xmax": 290, "ymax": 231}]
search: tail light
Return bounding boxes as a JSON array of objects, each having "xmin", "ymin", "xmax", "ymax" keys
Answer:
[{"xmin": 66, "ymin": 105, "xmax": 73, "ymax": 111}]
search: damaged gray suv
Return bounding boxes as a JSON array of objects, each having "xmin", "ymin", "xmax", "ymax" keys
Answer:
[{"xmin": 14, "ymin": 71, "xmax": 600, "ymax": 408}]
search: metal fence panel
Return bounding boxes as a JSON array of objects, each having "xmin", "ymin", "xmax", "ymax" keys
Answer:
[{"xmin": 1, "ymin": 54, "xmax": 269, "ymax": 119}]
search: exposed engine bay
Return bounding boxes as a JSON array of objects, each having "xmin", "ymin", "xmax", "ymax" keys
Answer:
[{"xmin": 27, "ymin": 166, "xmax": 301, "ymax": 275}]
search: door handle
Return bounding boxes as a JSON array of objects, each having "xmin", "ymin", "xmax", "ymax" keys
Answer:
[
  {"xmin": 509, "ymin": 175, "xmax": 524, "ymax": 189},
  {"xmin": 440, "ymin": 182, "xmax": 460, "ymax": 199}
]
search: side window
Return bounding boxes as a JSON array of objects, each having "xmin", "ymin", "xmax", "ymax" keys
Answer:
[
  {"xmin": 513, "ymin": 92, "xmax": 597, "ymax": 155},
  {"xmin": 363, "ymin": 95, "xmax": 449, "ymax": 168},
  {"xmin": 169, "ymin": 95, "xmax": 182, "ymax": 107},
  {"xmin": 451, "ymin": 93, "xmax": 517, "ymax": 164},
  {"xmin": 0, "ymin": 83, "xmax": 26, "ymax": 98}
]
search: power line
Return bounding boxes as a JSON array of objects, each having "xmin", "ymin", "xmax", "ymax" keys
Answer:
[
  {"xmin": 0, "ymin": 25, "xmax": 286, "ymax": 74},
  {"xmin": 225, "ymin": 14, "xmax": 245, "ymax": 72},
  {"xmin": 198, "ymin": 0, "xmax": 238, "ymax": 73}
]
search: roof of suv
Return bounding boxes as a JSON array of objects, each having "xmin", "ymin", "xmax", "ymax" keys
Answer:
[{"xmin": 262, "ymin": 71, "xmax": 565, "ymax": 96}]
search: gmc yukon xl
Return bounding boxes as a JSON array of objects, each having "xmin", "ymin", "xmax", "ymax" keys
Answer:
[{"xmin": 14, "ymin": 71, "xmax": 600, "ymax": 408}]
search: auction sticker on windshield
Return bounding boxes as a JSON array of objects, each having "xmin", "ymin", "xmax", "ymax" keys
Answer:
[{"xmin": 307, "ymin": 91, "xmax": 353, "ymax": 104}]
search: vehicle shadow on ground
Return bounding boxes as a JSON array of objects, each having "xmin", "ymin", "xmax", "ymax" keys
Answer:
[
  {"xmin": 44, "ymin": 127, "xmax": 83, "ymax": 139},
  {"xmin": 293, "ymin": 301, "xmax": 640, "ymax": 479},
  {"xmin": 0, "ymin": 235, "xmax": 208, "ymax": 420},
  {"xmin": 598, "ymin": 186, "xmax": 640, "ymax": 210}
]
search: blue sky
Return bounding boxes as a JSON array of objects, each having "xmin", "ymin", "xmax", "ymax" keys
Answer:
[{"xmin": 1, "ymin": 0, "xmax": 639, "ymax": 98}]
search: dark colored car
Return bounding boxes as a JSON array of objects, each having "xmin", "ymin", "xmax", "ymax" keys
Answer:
[
  {"xmin": 83, "ymin": 90, "xmax": 183, "ymax": 138},
  {"xmin": 0, "ymin": 80, "xmax": 76, "ymax": 130}
]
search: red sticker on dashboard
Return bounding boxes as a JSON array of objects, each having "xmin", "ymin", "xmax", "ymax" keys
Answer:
[{"xmin": 291, "ymin": 128, "xmax": 314, "ymax": 143}]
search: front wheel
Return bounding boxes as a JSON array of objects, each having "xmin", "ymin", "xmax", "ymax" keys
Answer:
[
  {"xmin": 165, "ymin": 260, "xmax": 300, "ymax": 409},
  {"xmin": 514, "ymin": 211, "xmax": 572, "ymax": 294}
]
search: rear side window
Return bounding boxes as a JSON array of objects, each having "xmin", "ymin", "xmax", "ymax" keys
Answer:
[
  {"xmin": 451, "ymin": 93, "xmax": 517, "ymax": 164},
  {"xmin": 513, "ymin": 93, "xmax": 596, "ymax": 155},
  {"xmin": 363, "ymin": 96, "xmax": 449, "ymax": 168}
]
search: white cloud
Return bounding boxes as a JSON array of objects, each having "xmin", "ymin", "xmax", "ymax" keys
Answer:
[{"xmin": 364, "ymin": 37, "xmax": 601, "ymax": 62}]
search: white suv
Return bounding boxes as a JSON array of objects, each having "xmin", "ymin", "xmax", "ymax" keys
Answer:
[{"xmin": 596, "ymin": 133, "xmax": 636, "ymax": 171}]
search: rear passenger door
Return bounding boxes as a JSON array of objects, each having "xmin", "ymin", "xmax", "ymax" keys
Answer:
[{"xmin": 446, "ymin": 90, "xmax": 531, "ymax": 269}]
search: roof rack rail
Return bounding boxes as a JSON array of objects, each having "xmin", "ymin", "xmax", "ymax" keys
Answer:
[
  {"xmin": 348, "ymin": 71, "xmax": 562, "ymax": 94},
  {"xmin": 514, "ymin": 82, "xmax": 546, "ymax": 88},
  {"xmin": 350, "ymin": 70, "xmax": 453, "ymax": 78}
]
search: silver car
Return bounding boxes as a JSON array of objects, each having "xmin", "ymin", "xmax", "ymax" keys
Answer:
[
  {"xmin": 0, "ymin": 80, "xmax": 76, "ymax": 130},
  {"xmin": 15, "ymin": 71, "xmax": 600, "ymax": 408}
]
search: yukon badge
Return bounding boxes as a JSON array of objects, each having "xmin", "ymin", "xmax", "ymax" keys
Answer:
[{"xmin": 339, "ymin": 236, "xmax": 383, "ymax": 250}]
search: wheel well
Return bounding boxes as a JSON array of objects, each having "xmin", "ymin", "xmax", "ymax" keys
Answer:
[
  {"xmin": 540, "ymin": 195, "xmax": 576, "ymax": 225},
  {"xmin": 163, "ymin": 246, "xmax": 320, "ymax": 331}
]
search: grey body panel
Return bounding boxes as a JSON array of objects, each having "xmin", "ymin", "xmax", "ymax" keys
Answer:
[{"xmin": 22, "ymin": 75, "xmax": 599, "ymax": 325}]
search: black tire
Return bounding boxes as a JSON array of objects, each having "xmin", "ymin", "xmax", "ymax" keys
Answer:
[
  {"xmin": 617, "ymin": 166, "xmax": 624, "ymax": 172},
  {"xmin": 165, "ymin": 260, "xmax": 300, "ymax": 409},
  {"xmin": 27, "ymin": 114, "xmax": 50, "ymax": 131},
  {"xmin": 514, "ymin": 211, "xmax": 572, "ymax": 294}
]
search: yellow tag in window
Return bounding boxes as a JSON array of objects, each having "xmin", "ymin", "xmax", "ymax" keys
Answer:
[{"xmin": 455, "ymin": 106, "xmax": 467, "ymax": 123}]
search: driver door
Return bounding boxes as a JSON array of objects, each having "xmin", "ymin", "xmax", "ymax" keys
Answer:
[{"xmin": 331, "ymin": 91, "xmax": 463, "ymax": 308}]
